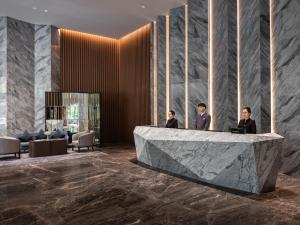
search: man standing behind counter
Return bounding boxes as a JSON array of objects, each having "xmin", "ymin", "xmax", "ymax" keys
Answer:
[{"xmin": 195, "ymin": 103, "xmax": 211, "ymax": 131}]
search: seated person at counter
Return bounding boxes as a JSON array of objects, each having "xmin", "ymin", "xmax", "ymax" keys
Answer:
[
  {"xmin": 238, "ymin": 106, "xmax": 256, "ymax": 134},
  {"xmin": 165, "ymin": 110, "xmax": 178, "ymax": 128},
  {"xmin": 195, "ymin": 103, "xmax": 211, "ymax": 131}
]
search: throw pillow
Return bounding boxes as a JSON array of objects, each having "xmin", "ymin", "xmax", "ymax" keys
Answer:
[
  {"xmin": 51, "ymin": 129, "xmax": 65, "ymax": 139},
  {"xmin": 35, "ymin": 129, "xmax": 47, "ymax": 140},
  {"xmin": 16, "ymin": 130, "xmax": 33, "ymax": 142}
]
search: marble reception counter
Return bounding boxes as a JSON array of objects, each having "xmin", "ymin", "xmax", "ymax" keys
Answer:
[{"xmin": 134, "ymin": 126, "xmax": 284, "ymax": 193}]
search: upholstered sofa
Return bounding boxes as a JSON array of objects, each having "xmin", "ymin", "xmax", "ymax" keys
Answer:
[
  {"xmin": 71, "ymin": 131, "xmax": 95, "ymax": 152},
  {"xmin": 17, "ymin": 129, "xmax": 69, "ymax": 152},
  {"xmin": 0, "ymin": 137, "xmax": 21, "ymax": 158},
  {"xmin": 16, "ymin": 129, "xmax": 47, "ymax": 151}
]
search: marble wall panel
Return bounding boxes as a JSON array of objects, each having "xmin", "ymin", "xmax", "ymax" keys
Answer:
[
  {"xmin": 34, "ymin": 25, "xmax": 52, "ymax": 131},
  {"xmin": 273, "ymin": 0, "xmax": 300, "ymax": 177},
  {"xmin": 0, "ymin": 17, "xmax": 7, "ymax": 136},
  {"xmin": 260, "ymin": 0, "xmax": 271, "ymax": 133},
  {"xmin": 227, "ymin": 0, "xmax": 238, "ymax": 130},
  {"xmin": 170, "ymin": 6, "xmax": 185, "ymax": 128},
  {"xmin": 239, "ymin": 0, "xmax": 271, "ymax": 133},
  {"xmin": 187, "ymin": 0, "xmax": 208, "ymax": 128},
  {"xmin": 211, "ymin": 0, "xmax": 229, "ymax": 131},
  {"xmin": 6, "ymin": 17, "xmax": 35, "ymax": 135},
  {"xmin": 211, "ymin": 0, "xmax": 237, "ymax": 131},
  {"xmin": 239, "ymin": 0, "xmax": 261, "ymax": 133},
  {"xmin": 157, "ymin": 16, "xmax": 167, "ymax": 127},
  {"xmin": 34, "ymin": 25, "xmax": 61, "ymax": 131}
]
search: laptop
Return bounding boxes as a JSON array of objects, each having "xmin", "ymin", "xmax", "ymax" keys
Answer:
[{"xmin": 230, "ymin": 127, "xmax": 245, "ymax": 134}]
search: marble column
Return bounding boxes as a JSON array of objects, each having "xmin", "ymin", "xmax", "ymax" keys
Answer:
[
  {"xmin": 187, "ymin": 0, "xmax": 208, "ymax": 129},
  {"xmin": 0, "ymin": 17, "xmax": 7, "ymax": 136},
  {"xmin": 239, "ymin": 0, "xmax": 270, "ymax": 133},
  {"xmin": 34, "ymin": 25, "xmax": 52, "ymax": 131},
  {"xmin": 211, "ymin": 0, "xmax": 237, "ymax": 131},
  {"xmin": 170, "ymin": 6, "xmax": 185, "ymax": 128},
  {"xmin": 6, "ymin": 17, "xmax": 35, "ymax": 136},
  {"xmin": 273, "ymin": 0, "xmax": 300, "ymax": 177},
  {"xmin": 0, "ymin": 17, "xmax": 60, "ymax": 135},
  {"xmin": 157, "ymin": 16, "xmax": 167, "ymax": 127},
  {"xmin": 34, "ymin": 25, "xmax": 61, "ymax": 131}
]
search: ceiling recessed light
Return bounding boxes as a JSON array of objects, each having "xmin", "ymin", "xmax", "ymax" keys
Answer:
[
  {"xmin": 141, "ymin": 5, "xmax": 146, "ymax": 9},
  {"xmin": 44, "ymin": 9, "xmax": 48, "ymax": 13}
]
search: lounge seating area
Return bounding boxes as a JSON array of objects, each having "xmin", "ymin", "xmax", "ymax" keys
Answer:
[{"xmin": 0, "ymin": 129, "xmax": 96, "ymax": 159}]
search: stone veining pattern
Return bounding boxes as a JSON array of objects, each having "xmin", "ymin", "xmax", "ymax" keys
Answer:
[
  {"xmin": 1, "ymin": 146, "xmax": 300, "ymax": 224},
  {"xmin": 34, "ymin": 25, "xmax": 61, "ymax": 131},
  {"xmin": 134, "ymin": 126, "xmax": 283, "ymax": 193},
  {"xmin": 0, "ymin": 17, "xmax": 7, "ymax": 136},
  {"xmin": 187, "ymin": 0, "xmax": 208, "ymax": 129},
  {"xmin": 6, "ymin": 17, "xmax": 35, "ymax": 135},
  {"xmin": 35, "ymin": 25, "xmax": 52, "ymax": 131},
  {"xmin": 170, "ymin": 6, "xmax": 185, "ymax": 128},
  {"xmin": 157, "ymin": 16, "xmax": 167, "ymax": 127},
  {"xmin": 273, "ymin": 0, "xmax": 300, "ymax": 176}
]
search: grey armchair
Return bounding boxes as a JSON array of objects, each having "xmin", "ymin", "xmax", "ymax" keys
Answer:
[
  {"xmin": 72, "ymin": 131, "xmax": 95, "ymax": 152},
  {"xmin": 0, "ymin": 137, "xmax": 21, "ymax": 158}
]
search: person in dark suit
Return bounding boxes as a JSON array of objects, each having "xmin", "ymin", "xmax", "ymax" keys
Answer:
[
  {"xmin": 195, "ymin": 103, "xmax": 211, "ymax": 131},
  {"xmin": 238, "ymin": 106, "xmax": 256, "ymax": 134},
  {"xmin": 165, "ymin": 110, "xmax": 178, "ymax": 128}
]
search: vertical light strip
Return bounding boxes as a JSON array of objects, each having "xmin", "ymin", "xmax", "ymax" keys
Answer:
[
  {"xmin": 185, "ymin": 4, "xmax": 189, "ymax": 128},
  {"xmin": 153, "ymin": 21, "xmax": 158, "ymax": 126},
  {"xmin": 208, "ymin": 0, "xmax": 214, "ymax": 130},
  {"xmin": 237, "ymin": 0, "xmax": 241, "ymax": 121},
  {"xmin": 270, "ymin": 0, "xmax": 275, "ymax": 133},
  {"xmin": 166, "ymin": 15, "xmax": 170, "ymax": 121}
]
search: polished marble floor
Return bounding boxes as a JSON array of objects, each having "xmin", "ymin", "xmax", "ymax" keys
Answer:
[{"xmin": 0, "ymin": 145, "xmax": 300, "ymax": 225}]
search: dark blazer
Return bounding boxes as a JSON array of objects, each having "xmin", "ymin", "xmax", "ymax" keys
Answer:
[
  {"xmin": 195, "ymin": 112, "xmax": 211, "ymax": 131},
  {"xmin": 238, "ymin": 118, "xmax": 256, "ymax": 134},
  {"xmin": 165, "ymin": 118, "xmax": 178, "ymax": 128}
]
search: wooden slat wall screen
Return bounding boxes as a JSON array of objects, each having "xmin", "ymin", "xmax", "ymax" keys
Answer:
[
  {"xmin": 119, "ymin": 25, "xmax": 151, "ymax": 143},
  {"xmin": 60, "ymin": 26, "xmax": 150, "ymax": 144},
  {"xmin": 45, "ymin": 92, "xmax": 62, "ymax": 106},
  {"xmin": 60, "ymin": 29, "xmax": 119, "ymax": 143}
]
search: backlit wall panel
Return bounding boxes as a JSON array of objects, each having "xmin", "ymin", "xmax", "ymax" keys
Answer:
[
  {"xmin": 211, "ymin": 0, "xmax": 237, "ymax": 131},
  {"xmin": 149, "ymin": 0, "xmax": 300, "ymax": 176},
  {"xmin": 238, "ymin": 0, "xmax": 270, "ymax": 133},
  {"xmin": 169, "ymin": 6, "xmax": 186, "ymax": 128},
  {"xmin": 156, "ymin": 16, "xmax": 167, "ymax": 127},
  {"xmin": 150, "ymin": 22, "xmax": 158, "ymax": 126},
  {"xmin": 273, "ymin": 0, "xmax": 300, "ymax": 177},
  {"xmin": 187, "ymin": 0, "xmax": 208, "ymax": 129}
]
